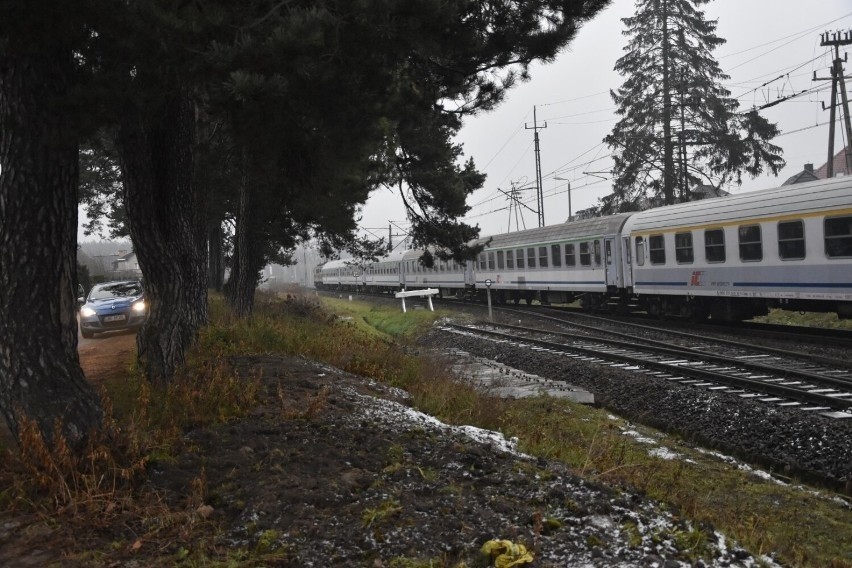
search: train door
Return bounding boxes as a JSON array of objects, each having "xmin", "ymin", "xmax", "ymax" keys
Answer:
[
  {"xmin": 464, "ymin": 259, "xmax": 476, "ymax": 287},
  {"xmin": 604, "ymin": 237, "xmax": 621, "ymax": 288},
  {"xmin": 621, "ymin": 236, "xmax": 633, "ymax": 288}
]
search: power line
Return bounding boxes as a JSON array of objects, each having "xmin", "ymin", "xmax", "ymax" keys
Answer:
[
  {"xmin": 480, "ymin": 122, "xmax": 526, "ymax": 170},
  {"xmin": 747, "ymin": 81, "xmax": 832, "ymax": 112},
  {"xmin": 732, "ymin": 53, "xmax": 826, "ymax": 100},
  {"xmin": 538, "ymin": 90, "xmax": 611, "ymax": 107},
  {"xmin": 719, "ymin": 11, "xmax": 852, "ymax": 61},
  {"xmin": 541, "ymin": 106, "xmax": 618, "ymax": 121},
  {"xmin": 778, "ymin": 120, "xmax": 831, "ymax": 138}
]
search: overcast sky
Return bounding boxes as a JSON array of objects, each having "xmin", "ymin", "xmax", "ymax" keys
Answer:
[
  {"xmin": 78, "ymin": 1, "xmax": 852, "ymax": 244},
  {"xmin": 359, "ymin": 0, "xmax": 852, "ymax": 244}
]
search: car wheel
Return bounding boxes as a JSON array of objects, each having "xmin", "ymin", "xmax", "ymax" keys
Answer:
[{"xmin": 81, "ymin": 328, "xmax": 95, "ymax": 339}]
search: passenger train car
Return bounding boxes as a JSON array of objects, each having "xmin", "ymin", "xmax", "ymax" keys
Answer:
[{"xmin": 315, "ymin": 177, "xmax": 852, "ymax": 321}]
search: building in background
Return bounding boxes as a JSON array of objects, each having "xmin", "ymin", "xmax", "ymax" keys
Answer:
[{"xmin": 784, "ymin": 146, "xmax": 850, "ymax": 186}]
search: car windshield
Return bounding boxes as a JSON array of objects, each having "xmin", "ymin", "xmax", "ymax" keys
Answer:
[{"xmin": 89, "ymin": 282, "xmax": 142, "ymax": 300}]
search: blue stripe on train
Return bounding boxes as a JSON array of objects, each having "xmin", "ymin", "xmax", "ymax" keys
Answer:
[{"xmin": 636, "ymin": 281, "xmax": 852, "ymax": 288}]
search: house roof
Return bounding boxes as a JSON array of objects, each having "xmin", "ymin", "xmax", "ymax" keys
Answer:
[
  {"xmin": 814, "ymin": 146, "xmax": 851, "ymax": 179},
  {"xmin": 691, "ymin": 184, "xmax": 730, "ymax": 199},
  {"xmin": 782, "ymin": 168, "xmax": 820, "ymax": 185}
]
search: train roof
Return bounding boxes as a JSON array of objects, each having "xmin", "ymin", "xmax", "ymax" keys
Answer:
[
  {"xmin": 320, "ymin": 249, "xmax": 409, "ymax": 271},
  {"xmin": 318, "ymin": 259, "xmax": 350, "ymax": 271},
  {"xmin": 623, "ymin": 177, "xmax": 852, "ymax": 234},
  {"xmin": 478, "ymin": 213, "xmax": 632, "ymax": 248},
  {"xmin": 372, "ymin": 249, "xmax": 409, "ymax": 264},
  {"xmin": 400, "ymin": 248, "xmax": 469, "ymax": 264}
]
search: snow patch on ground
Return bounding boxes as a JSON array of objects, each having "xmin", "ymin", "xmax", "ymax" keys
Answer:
[{"xmin": 344, "ymin": 385, "xmax": 528, "ymax": 457}]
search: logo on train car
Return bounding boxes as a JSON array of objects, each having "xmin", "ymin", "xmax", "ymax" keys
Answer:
[{"xmin": 689, "ymin": 271, "xmax": 705, "ymax": 287}]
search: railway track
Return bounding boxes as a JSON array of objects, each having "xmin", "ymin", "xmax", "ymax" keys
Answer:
[
  {"xmin": 529, "ymin": 304, "xmax": 852, "ymax": 350},
  {"xmin": 441, "ymin": 320, "xmax": 852, "ymax": 416},
  {"xmin": 504, "ymin": 306, "xmax": 852, "ymax": 371}
]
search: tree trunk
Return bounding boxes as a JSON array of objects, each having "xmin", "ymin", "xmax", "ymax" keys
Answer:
[
  {"xmin": 117, "ymin": 92, "xmax": 208, "ymax": 386},
  {"xmin": 226, "ymin": 151, "xmax": 262, "ymax": 318},
  {"xmin": 660, "ymin": 0, "xmax": 676, "ymax": 205},
  {"xmin": 0, "ymin": 47, "xmax": 103, "ymax": 448},
  {"xmin": 208, "ymin": 221, "xmax": 225, "ymax": 292}
]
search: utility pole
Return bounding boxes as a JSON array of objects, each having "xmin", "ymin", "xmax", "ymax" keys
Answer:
[
  {"xmin": 303, "ymin": 245, "xmax": 308, "ymax": 287},
  {"xmin": 389, "ymin": 221, "xmax": 410, "ymax": 251},
  {"xmin": 815, "ymin": 30, "xmax": 852, "ymax": 177},
  {"xmin": 498, "ymin": 181, "xmax": 534, "ymax": 232},
  {"xmin": 525, "ymin": 106, "xmax": 547, "ymax": 227}
]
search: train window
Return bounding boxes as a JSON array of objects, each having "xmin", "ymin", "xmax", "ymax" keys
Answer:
[
  {"xmin": 825, "ymin": 216, "xmax": 852, "ymax": 258},
  {"xmin": 527, "ymin": 248, "xmax": 537, "ymax": 268},
  {"xmin": 649, "ymin": 235, "xmax": 665, "ymax": 265},
  {"xmin": 478, "ymin": 253, "xmax": 486, "ymax": 270},
  {"xmin": 778, "ymin": 220, "xmax": 805, "ymax": 260},
  {"xmin": 497, "ymin": 251, "xmax": 504, "ymax": 270},
  {"xmin": 551, "ymin": 244, "xmax": 562, "ymax": 267},
  {"xmin": 593, "ymin": 240, "xmax": 602, "ymax": 266},
  {"xmin": 635, "ymin": 237, "xmax": 645, "ymax": 266},
  {"xmin": 488, "ymin": 252, "xmax": 495, "ymax": 270},
  {"xmin": 565, "ymin": 244, "xmax": 576, "ymax": 266},
  {"xmin": 704, "ymin": 229, "xmax": 725, "ymax": 262},
  {"xmin": 579, "ymin": 242, "xmax": 591, "ymax": 266},
  {"xmin": 675, "ymin": 232, "xmax": 694, "ymax": 264},
  {"xmin": 506, "ymin": 250, "xmax": 514, "ymax": 269},
  {"xmin": 738, "ymin": 225, "xmax": 763, "ymax": 262},
  {"xmin": 539, "ymin": 246, "xmax": 548, "ymax": 268},
  {"xmin": 516, "ymin": 249, "xmax": 525, "ymax": 269}
]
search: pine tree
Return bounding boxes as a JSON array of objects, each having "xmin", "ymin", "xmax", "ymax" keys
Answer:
[
  {"xmin": 0, "ymin": 0, "xmax": 610, "ymax": 448},
  {"xmin": 603, "ymin": 0, "xmax": 784, "ymax": 212},
  {"xmin": 0, "ymin": 0, "xmax": 105, "ymax": 448}
]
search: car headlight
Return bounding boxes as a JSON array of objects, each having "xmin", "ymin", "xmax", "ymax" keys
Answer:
[
  {"xmin": 132, "ymin": 300, "xmax": 146, "ymax": 313},
  {"xmin": 80, "ymin": 307, "xmax": 96, "ymax": 317}
]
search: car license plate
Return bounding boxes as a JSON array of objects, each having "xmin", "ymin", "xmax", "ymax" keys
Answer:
[{"xmin": 104, "ymin": 314, "xmax": 126, "ymax": 322}]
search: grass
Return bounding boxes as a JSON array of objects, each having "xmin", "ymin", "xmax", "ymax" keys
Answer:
[
  {"xmin": 751, "ymin": 308, "xmax": 852, "ymax": 330},
  {"xmin": 2, "ymin": 290, "xmax": 850, "ymax": 567}
]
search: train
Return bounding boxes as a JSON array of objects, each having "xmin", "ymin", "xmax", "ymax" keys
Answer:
[{"xmin": 314, "ymin": 177, "xmax": 852, "ymax": 321}]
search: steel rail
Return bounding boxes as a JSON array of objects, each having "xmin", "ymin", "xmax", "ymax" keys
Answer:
[
  {"xmin": 501, "ymin": 306, "xmax": 852, "ymax": 372},
  {"xmin": 445, "ymin": 323, "xmax": 852, "ymax": 411}
]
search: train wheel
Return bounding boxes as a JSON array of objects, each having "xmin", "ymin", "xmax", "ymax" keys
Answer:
[{"xmin": 647, "ymin": 298, "xmax": 663, "ymax": 318}]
